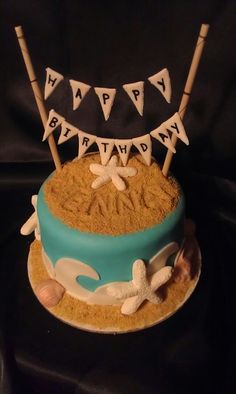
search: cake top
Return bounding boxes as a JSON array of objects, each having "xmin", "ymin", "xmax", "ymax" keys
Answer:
[{"xmin": 44, "ymin": 153, "xmax": 180, "ymax": 235}]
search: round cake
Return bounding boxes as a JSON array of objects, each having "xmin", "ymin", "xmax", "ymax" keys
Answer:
[{"xmin": 36, "ymin": 153, "xmax": 185, "ymax": 308}]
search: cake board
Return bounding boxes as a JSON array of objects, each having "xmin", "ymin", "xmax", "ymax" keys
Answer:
[{"xmin": 27, "ymin": 239, "xmax": 201, "ymax": 334}]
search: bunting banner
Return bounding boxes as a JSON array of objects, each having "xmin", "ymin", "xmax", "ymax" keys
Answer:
[
  {"xmin": 44, "ymin": 68, "xmax": 64, "ymax": 100},
  {"xmin": 96, "ymin": 137, "xmax": 115, "ymax": 165},
  {"xmin": 58, "ymin": 121, "xmax": 79, "ymax": 145},
  {"xmin": 132, "ymin": 134, "xmax": 152, "ymax": 166},
  {"xmin": 42, "ymin": 109, "xmax": 65, "ymax": 141},
  {"xmin": 150, "ymin": 125, "xmax": 176, "ymax": 153},
  {"xmin": 44, "ymin": 68, "xmax": 172, "ymax": 118},
  {"xmin": 148, "ymin": 68, "xmax": 171, "ymax": 103},
  {"xmin": 94, "ymin": 87, "xmax": 116, "ymax": 120},
  {"xmin": 115, "ymin": 139, "xmax": 133, "ymax": 166},
  {"xmin": 69, "ymin": 79, "xmax": 91, "ymax": 111},
  {"xmin": 78, "ymin": 130, "xmax": 97, "ymax": 159},
  {"xmin": 122, "ymin": 81, "xmax": 144, "ymax": 116},
  {"xmin": 164, "ymin": 112, "xmax": 189, "ymax": 145},
  {"xmin": 43, "ymin": 110, "xmax": 188, "ymax": 165}
]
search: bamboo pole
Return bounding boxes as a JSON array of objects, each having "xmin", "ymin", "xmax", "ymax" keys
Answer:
[
  {"xmin": 162, "ymin": 24, "xmax": 210, "ymax": 177},
  {"xmin": 15, "ymin": 26, "xmax": 62, "ymax": 170}
]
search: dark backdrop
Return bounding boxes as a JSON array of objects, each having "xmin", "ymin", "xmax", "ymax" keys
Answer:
[{"xmin": 0, "ymin": 1, "xmax": 236, "ymax": 393}]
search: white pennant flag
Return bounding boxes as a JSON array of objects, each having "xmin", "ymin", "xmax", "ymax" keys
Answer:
[
  {"xmin": 78, "ymin": 130, "xmax": 96, "ymax": 159},
  {"xmin": 69, "ymin": 80, "xmax": 91, "ymax": 111},
  {"xmin": 42, "ymin": 110, "xmax": 65, "ymax": 141},
  {"xmin": 44, "ymin": 68, "xmax": 64, "ymax": 100},
  {"xmin": 150, "ymin": 124, "xmax": 176, "ymax": 153},
  {"xmin": 58, "ymin": 121, "xmax": 78, "ymax": 145},
  {"xmin": 115, "ymin": 139, "xmax": 133, "ymax": 166},
  {"xmin": 123, "ymin": 81, "xmax": 144, "ymax": 116},
  {"xmin": 96, "ymin": 137, "xmax": 115, "ymax": 165},
  {"xmin": 164, "ymin": 112, "xmax": 189, "ymax": 145},
  {"xmin": 94, "ymin": 87, "xmax": 116, "ymax": 120},
  {"xmin": 132, "ymin": 134, "xmax": 152, "ymax": 165},
  {"xmin": 148, "ymin": 68, "xmax": 172, "ymax": 103}
]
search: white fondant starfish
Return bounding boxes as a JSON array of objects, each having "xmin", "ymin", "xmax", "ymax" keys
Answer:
[
  {"xmin": 89, "ymin": 155, "xmax": 137, "ymax": 191},
  {"xmin": 21, "ymin": 195, "xmax": 40, "ymax": 240},
  {"xmin": 112, "ymin": 260, "xmax": 172, "ymax": 315}
]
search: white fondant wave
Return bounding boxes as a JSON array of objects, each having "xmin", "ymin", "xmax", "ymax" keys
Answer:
[{"xmin": 41, "ymin": 242, "xmax": 179, "ymax": 305}]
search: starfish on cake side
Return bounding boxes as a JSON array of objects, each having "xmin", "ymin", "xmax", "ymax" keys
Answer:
[
  {"xmin": 108, "ymin": 259, "xmax": 173, "ymax": 315},
  {"xmin": 89, "ymin": 155, "xmax": 137, "ymax": 191}
]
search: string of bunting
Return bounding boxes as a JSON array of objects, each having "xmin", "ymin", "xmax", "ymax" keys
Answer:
[
  {"xmin": 44, "ymin": 67, "xmax": 172, "ymax": 120},
  {"xmin": 42, "ymin": 109, "xmax": 189, "ymax": 166}
]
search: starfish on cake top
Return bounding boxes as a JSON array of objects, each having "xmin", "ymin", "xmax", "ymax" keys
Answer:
[
  {"xmin": 89, "ymin": 155, "xmax": 137, "ymax": 191},
  {"xmin": 108, "ymin": 259, "xmax": 173, "ymax": 315}
]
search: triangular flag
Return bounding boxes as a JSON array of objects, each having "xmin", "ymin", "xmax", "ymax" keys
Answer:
[
  {"xmin": 58, "ymin": 121, "xmax": 78, "ymax": 145},
  {"xmin": 148, "ymin": 68, "xmax": 171, "ymax": 103},
  {"xmin": 94, "ymin": 87, "xmax": 116, "ymax": 120},
  {"xmin": 42, "ymin": 110, "xmax": 65, "ymax": 141},
  {"xmin": 69, "ymin": 80, "xmax": 91, "ymax": 110},
  {"xmin": 78, "ymin": 130, "xmax": 96, "ymax": 159},
  {"xmin": 132, "ymin": 134, "xmax": 152, "ymax": 165},
  {"xmin": 150, "ymin": 124, "xmax": 176, "ymax": 153},
  {"xmin": 164, "ymin": 112, "xmax": 189, "ymax": 145},
  {"xmin": 96, "ymin": 137, "xmax": 115, "ymax": 165},
  {"xmin": 122, "ymin": 81, "xmax": 144, "ymax": 116},
  {"xmin": 44, "ymin": 68, "xmax": 64, "ymax": 100},
  {"xmin": 115, "ymin": 139, "xmax": 132, "ymax": 166}
]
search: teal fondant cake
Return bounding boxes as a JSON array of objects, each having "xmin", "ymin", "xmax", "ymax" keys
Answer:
[{"xmin": 32, "ymin": 153, "xmax": 188, "ymax": 314}]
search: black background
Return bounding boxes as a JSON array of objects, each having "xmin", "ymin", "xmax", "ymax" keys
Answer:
[{"xmin": 0, "ymin": 1, "xmax": 236, "ymax": 393}]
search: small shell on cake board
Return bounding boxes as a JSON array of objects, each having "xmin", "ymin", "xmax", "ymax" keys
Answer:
[{"xmin": 35, "ymin": 279, "xmax": 65, "ymax": 308}]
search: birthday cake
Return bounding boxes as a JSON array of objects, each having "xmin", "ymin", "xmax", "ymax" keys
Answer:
[{"xmin": 17, "ymin": 24, "xmax": 208, "ymax": 332}]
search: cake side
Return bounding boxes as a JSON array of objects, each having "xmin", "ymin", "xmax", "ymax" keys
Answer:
[{"xmin": 36, "ymin": 153, "xmax": 185, "ymax": 309}]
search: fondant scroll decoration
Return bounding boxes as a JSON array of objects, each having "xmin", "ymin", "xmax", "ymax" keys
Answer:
[
  {"xmin": 41, "ymin": 242, "xmax": 178, "ymax": 307},
  {"xmin": 148, "ymin": 68, "xmax": 171, "ymax": 103},
  {"xmin": 20, "ymin": 195, "xmax": 40, "ymax": 240},
  {"xmin": 44, "ymin": 67, "xmax": 64, "ymax": 100},
  {"xmin": 69, "ymin": 79, "xmax": 91, "ymax": 111},
  {"xmin": 90, "ymin": 155, "xmax": 137, "ymax": 191},
  {"xmin": 55, "ymin": 257, "xmax": 100, "ymax": 300},
  {"xmin": 123, "ymin": 81, "xmax": 144, "ymax": 116},
  {"xmin": 42, "ymin": 109, "xmax": 65, "ymax": 141},
  {"xmin": 94, "ymin": 87, "xmax": 116, "ymax": 121}
]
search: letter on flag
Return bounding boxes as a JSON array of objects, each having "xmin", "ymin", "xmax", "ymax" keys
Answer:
[
  {"xmin": 123, "ymin": 81, "xmax": 144, "ymax": 116},
  {"xmin": 44, "ymin": 68, "xmax": 64, "ymax": 100},
  {"xmin": 78, "ymin": 130, "xmax": 96, "ymax": 159},
  {"xmin": 132, "ymin": 134, "xmax": 152, "ymax": 165},
  {"xmin": 164, "ymin": 112, "xmax": 189, "ymax": 145},
  {"xmin": 96, "ymin": 137, "xmax": 115, "ymax": 165},
  {"xmin": 94, "ymin": 87, "xmax": 116, "ymax": 121},
  {"xmin": 58, "ymin": 121, "xmax": 78, "ymax": 145},
  {"xmin": 148, "ymin": 68, "xmax": 171, "ymax": 103},
  {"xmin": 150, "ymin": 124, "xmax": 176, "ymax": 153},
  {"xmin": 115, "ymin": 139, "xmax": 133, "ymax": 166},
  {"xmin": 42, "ymin": 110, "xmax": 65, "ymax": 141},
  {"xmin": 69, "ymin": 80, "xmax": 91, "ymax": 111}
]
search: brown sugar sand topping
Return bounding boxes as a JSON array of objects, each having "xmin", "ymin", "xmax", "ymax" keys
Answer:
[{"xmin": 44, "ymin": 153, "xmax": 181, "ymax": 235}]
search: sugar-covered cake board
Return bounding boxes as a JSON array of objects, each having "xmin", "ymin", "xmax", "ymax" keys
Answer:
[{"xmin": 27, "ymin": 218, "xmax": 201, "ymax": 334}]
